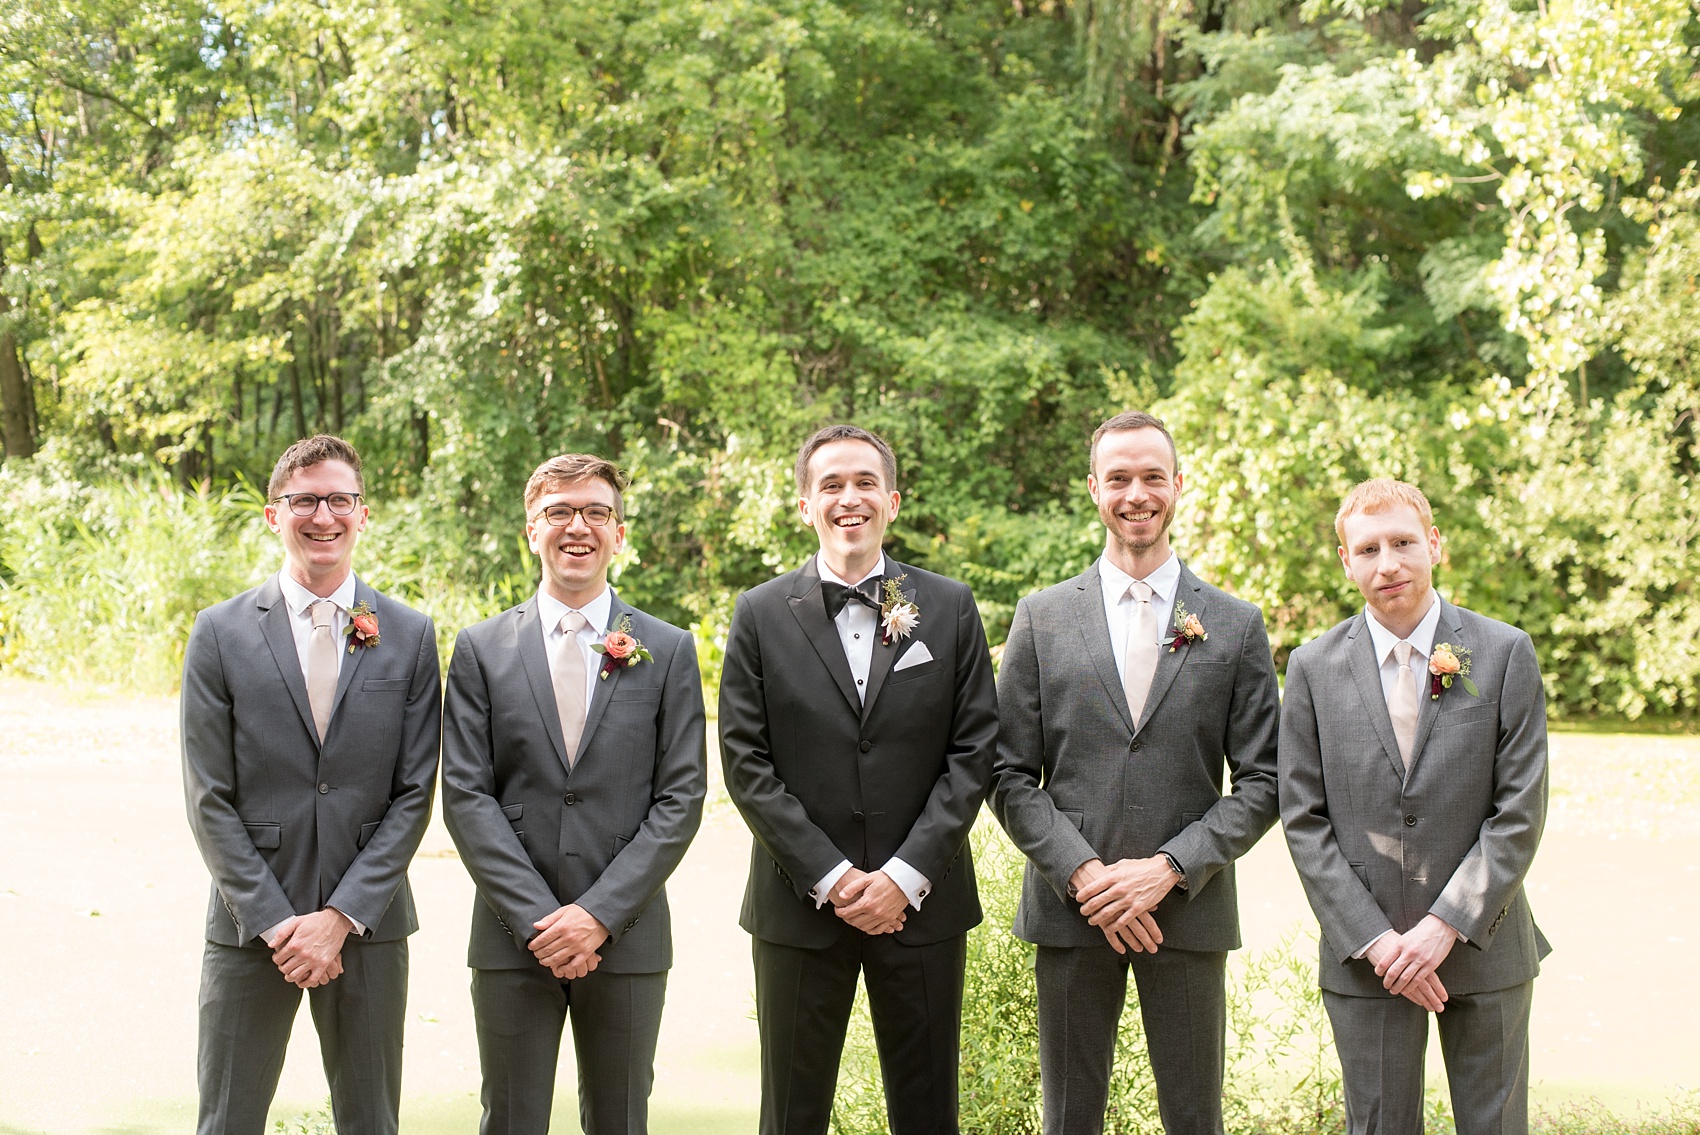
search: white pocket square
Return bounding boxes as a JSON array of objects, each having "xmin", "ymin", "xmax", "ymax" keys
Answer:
[{"xmin": 893, "ymin": 641, "xmax": 934, "ymax": 671}]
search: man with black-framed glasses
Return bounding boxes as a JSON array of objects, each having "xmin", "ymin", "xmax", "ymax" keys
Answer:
[
  {"xmin": 181, "ymin": 434, "xmax": 441, "ymax": 1135},
  {"xmin": 442, "ymin": 452, "xmax": 706, "ymax": 1135}
]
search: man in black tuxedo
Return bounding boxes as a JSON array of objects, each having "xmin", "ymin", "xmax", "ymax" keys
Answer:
[{"xmin": 720, "ymin": 424, "xmax": 1000, "ymax": 1135}]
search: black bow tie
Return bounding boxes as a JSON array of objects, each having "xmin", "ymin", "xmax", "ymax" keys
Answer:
[{"xmin": 822, "ymin": 578, "xmax": 882, "ymax": 619}]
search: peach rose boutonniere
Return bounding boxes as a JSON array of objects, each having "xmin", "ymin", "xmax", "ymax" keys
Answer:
[
  {"xmin": 343, "ymin": 601, "xmax": 380, "ymax": 653},
  {"xmin": 1166, "ymin": 600, "xmax": 1207, "ymax": 652},
  {"xmin": 591, "ymin": 614, "xmax": 654, "ymax": 680},
  {"xmin": 1429, "ymin": 642, "xmax": 1479, "ymax": 700}
]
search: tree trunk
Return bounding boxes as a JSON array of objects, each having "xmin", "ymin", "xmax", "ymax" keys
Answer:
[{"xmin": 0, "ymin": 153, "xmax": 37, "ymax": 460}]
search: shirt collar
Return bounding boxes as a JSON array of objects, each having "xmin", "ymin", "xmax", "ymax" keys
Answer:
[
  {"xmin": 1364, "ymin": 592, "xmax": 1443, "ymax": 666},
  {"xmin": 536, "ymin": 584, "xmax": 614, "ymax": 637},
  {"xmin": 279, "ymin": 570, "xmax": 356, "ymax": 617},
  {"xmin": 817, "ymin": 551, "xmax": 888, "ymax": 590},
  {"xmin": 1099, "ymin": 551, "xmax": 1180, "ymax": 606}
]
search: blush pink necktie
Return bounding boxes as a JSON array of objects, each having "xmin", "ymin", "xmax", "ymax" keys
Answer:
[
  {"xmin": 554, "ymin": 611, "xmax": 589, "ymax": 766},
  {"xmin": 1123, "ymin": 580, "xmax": 1160, "ymax": 726},
  {"xmin": 307, "ymin": 599, "xmax": 338, "ymax": 742},
  {"xmin": 1389, "ymin": 641, "xmax": 1419, "ymax": 771}
]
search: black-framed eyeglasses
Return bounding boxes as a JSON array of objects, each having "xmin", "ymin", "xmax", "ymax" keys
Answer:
[
  {"xmin": 532, "ymin": 503, "xmax": 617, "ymax": 527},
  {"xmin": 271, "ymin": 492, "xmax": 364, "ymax": 517}
]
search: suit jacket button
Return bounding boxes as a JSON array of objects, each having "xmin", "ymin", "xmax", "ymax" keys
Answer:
[
  {"xmin": 859, "ymin": 741, "xmax": 871, "ymax": 753},
  {"xmin": 1130, "ymin": 740, "xmax": 1142, "ymax": 752},
  {"xmin": 564, "ymin": 792, "xmax": 578, "ymax": 805},
  {"xmin": 1404, "ymin": 814, "xmax": 1418, "ymax": 827},
  {"xmin": 853, "ymin": 811, "xmax": 865, "ymax": 823},
  {"xmin": 318, "ymin": 783, "xmax": 329, "ymax": 794}
]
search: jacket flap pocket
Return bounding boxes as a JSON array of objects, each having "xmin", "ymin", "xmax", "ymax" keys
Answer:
[
  {"xmin": 357, "ymin": 821, "xmax": 380, "ymax": 848},
  {"xmin": 1060, "ymin": 809, "xmax": 1085, "ymax": 830},
  {"xmin": 244, "ymin": 821, "xmax": 281, "ymax": 849},
  {"xmin": 362, "ymin": 678, "xmax": 410, "ymax": 692},
  {"xmin": 501, "ymin": 802, "xmax": 524, "ymax": 822}
]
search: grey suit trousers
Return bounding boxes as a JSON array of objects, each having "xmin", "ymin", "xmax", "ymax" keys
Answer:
[
  {"xmin": 196, "ymin": 938, "xmax": 407, "ymax": 1135},
  {"xmin": 1324, "ymin": 982, "xmax": 1533, "ymax": 1135},
  {"xmin": 471, "ymin": 965, "xmax": 667, "ymax": 1135},
  {"xmin": 1035, "ymin": 945, "xmax": 1227, "ymax": 1135}
]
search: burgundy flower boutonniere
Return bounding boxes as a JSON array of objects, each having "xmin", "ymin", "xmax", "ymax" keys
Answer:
[
  {"xmin": 1428, "ymin": 642, "xmax": 1479, "ymax": 700},
  {"xmin": 344, "ymin": 602, "xmax": 380, "ymax": 653},
  {"xmin": 591, "ymin": 614, "xmax": 654, "ymax": 679},
  {"xmin": 1166, "ymin": 600, "xmax": 1207, "ymax": 652}
]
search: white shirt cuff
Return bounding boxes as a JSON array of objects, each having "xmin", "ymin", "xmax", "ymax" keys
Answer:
[
  {"xmin": 263, "ymin": 918, "xmax": 294, "ymax": 948},
  {"xmin": 1353, "ymin": 928, "xmax": 1393, "ymax": 960},
  {"xmin": 810, "ymin": 860, "xmax": 853, "ymax": 908},
  {"xmin": 881, "ymin": 857, "xmax": 932, "ymax": 910},
  {"xmin": 331, "ymin": 907, "xmax": 368, "ymax": 937}
]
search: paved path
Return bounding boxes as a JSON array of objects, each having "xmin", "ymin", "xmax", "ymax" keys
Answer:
[{"xmin": 1, "ymin": 679, "xmax": 1695, "ymax": 1133}]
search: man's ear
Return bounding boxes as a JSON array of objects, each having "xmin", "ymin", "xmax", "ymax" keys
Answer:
[{"xmin": 797, "ymin": 497, "xmax": 815, "ymax": 528}]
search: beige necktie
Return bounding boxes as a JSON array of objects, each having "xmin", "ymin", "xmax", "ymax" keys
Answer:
[
  {"xmin": 554, "ymin": 611, "xmax": 589, "ymax": 766},
  {"xmin": 307, "ymin": 599, "xmax": 338, "ymax": 742},
  {"xmin": 1123, "ymin": 580, "xmax": 1160, "ymax": 726},
  {"xmin": 1389, "ymin": 641, "xmax": 1419, "ymax": 771}
]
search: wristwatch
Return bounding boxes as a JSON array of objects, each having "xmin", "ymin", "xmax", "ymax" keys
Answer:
[{"xmin": 1161, "ymin": 851, "xmax": 1188, "ymax": 891}]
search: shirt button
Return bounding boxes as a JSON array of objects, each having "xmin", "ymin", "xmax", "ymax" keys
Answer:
[
  {"xmin": 857, "ymin": 678, "xmax": 864, "ymax": 685},
  {"xmin": 317, "ymin": 783, "xmax": 329, "ymax": 794},
  {"xmin": 854, "ymin": 633, "xmax": 861, "ymax": 639}
]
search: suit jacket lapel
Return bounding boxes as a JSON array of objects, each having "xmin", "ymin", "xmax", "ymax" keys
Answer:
[
  {"xmin": 257, "ymin": 575, "xmax": 319, "ymax": 745},
  {"xmin": 573, "ymin": 591, "xmax": 628, "ymax": 765},
  {"xmin": 786, "ymin": 557, "xmax": 862, "ymax": 716},
  {"xmin": 328, "ymin": 576, "xmax": 374, "ymax": 725},
  {"xmin": 1135, "ymin": 563, "xmax": 1203, "ymax": 731},
  {"xmin": 860, "ymin": 566, "xmax": 913, "ymax": 724},
  {"xmin": 1346, "ymin": 615, "xmax": 1407, "ymax": 781},
  {"xmin": 1405, "ymin": 598, "xmax": 1462, "ymax": 777},
  {"xmin": 515, "ymin": 599, "xmax": 573, "ymax": 774},
  {"xmin": 1073, "ymin": 565, "xmax": 1136, "ymax": 736}
]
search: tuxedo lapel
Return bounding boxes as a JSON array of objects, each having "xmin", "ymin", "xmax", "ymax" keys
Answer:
[
  {"xmin": 256, "ymin": 576, "xmax": 319, "ymax": 745},
  {"xmin": 573, "ymin": 591, "xmax": 628, "ymax": 765},
  {"xmin": 1134, "ymin": 564, "xmax": 1203, "ymax": 731},
  {"xmin": 1405, "ymin": 598, "xmax": 1463, "ymax": 777},
  {"xmin": 1346, "ymin": 615, "xmax": 1407, "ymax": 781},
  {"xmin": 1073, "ymin": 566, "xmax": 1135, "ymax": 737},
  {"xmin": 785, "ymin": 557, "xmax": 862, "ymax": 715},
  {"xmin": 858, "ymin": 568, "xmax": 908, "ymax": 723},
  {"xmin": 328, "ymin": 577, "xmax": 374, "ymax": 725},
  {"xmin": 515, "ymin": 600, "xmax": 573, "ymax": 775}
]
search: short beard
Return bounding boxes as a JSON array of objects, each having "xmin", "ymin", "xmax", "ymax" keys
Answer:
[{"xmin": 1103, "ymin": 502, "xmax": 1174, "ymax": 559}]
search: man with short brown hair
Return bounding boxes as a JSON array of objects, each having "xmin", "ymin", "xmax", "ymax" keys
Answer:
[{"xmin": 182, "ymin": 434, "xmax": 441, "ymax": 1135}]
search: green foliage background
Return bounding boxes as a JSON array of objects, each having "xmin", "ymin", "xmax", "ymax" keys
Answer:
[{"xmin": 2, "ymin": 0, "xmax": 1699, "ymax": 715}]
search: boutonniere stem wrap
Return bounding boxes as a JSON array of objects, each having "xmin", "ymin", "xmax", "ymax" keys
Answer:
[
  {"xmin": 344, "ymin": 602, "xmax": 380, "ymax": 653},
  {"xmin": 591, "ymin": 614, "xmax": 654, "ymax": 679},
  {"xmin": 880, "ymin": 575, "xmax": 920, "ymax": 646},
  {"xmin": 1166, "ymin": 600, "xmax": 1207, "ymax": 652},
  {"xmin": 1429, "ymin": 642, "xmax": 1479, "ymax": 700}
]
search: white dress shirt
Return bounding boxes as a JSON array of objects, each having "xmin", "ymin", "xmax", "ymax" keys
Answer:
[
  {"xmin": 1355, "ymin": 592, "xmax": 1463, "ymax": 955},
  {"xmin": 269, "ymin": 570, "xmax": 365, "ymax": 943},
  {"xmin": 536, "ymin": 584, "xmax": 614, "ymax": 711},
  {"xmin": 809, "ymin": 553, "xmax": 932, "ymax": 912},
  {"xmin": 1098, "ymin": 551, "xmax": 1181, "ymax": 683}
]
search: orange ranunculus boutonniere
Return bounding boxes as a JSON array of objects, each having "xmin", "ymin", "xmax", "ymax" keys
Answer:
[
  {"xmin": 1429, "ymin": 643, "xmax": 1479, "ymax": 700},
  {"xmin": 591, "ymin": 614, "xmax": 654, "ymax": 680}
]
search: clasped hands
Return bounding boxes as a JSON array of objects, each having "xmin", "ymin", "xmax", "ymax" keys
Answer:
[
  {"xmin": 269, "ymin": 908, "xmax": 354, "ymax": 989},
  {"xmin": 1365, "ymin": 913, "xmax": 1459, "ymax": 1013},
  {"xmin": 530, "ymin": 903, "xmax": 610, "ymax": 980},
  {"xmin": 829, "ymin": 867, "xmax": 909, "ymax": 935},
  {"xmin": 1069, "ymin": 856, "xmax": 1179, "ymax": 955}
]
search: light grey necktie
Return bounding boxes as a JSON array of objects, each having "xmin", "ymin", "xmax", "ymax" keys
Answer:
[
  {"xmin": 1123, "ymin": 580, "xmax": 1160, "ymax": 727},
  {"xmin": 1389, "ymin": 641, "xmax": 1419, "ymax": 771},
  {"xmin": 307, "ymin": 599, "xmax": 338, "ymax": 742},
  {"xmin": 554, "ymin": 611, "xmax": 589, "ymax": 766}
]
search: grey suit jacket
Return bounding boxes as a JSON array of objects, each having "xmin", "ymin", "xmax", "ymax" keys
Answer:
[
  {"xmin": 990, "ymin": 560, "xmax": 1281, "ymax": 952},
  {"xmin": 1279, "ymin": 597, "xmax": 1550, "ymax": 997},
  {"xmin": 181, "ymin": 574, "xmax": 442, "ymax": 946},
  {"xmin": 441, "ymin": 591, "xmax": 706, "ymax": 972}
]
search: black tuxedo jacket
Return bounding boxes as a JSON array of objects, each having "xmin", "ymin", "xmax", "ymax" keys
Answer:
[{"xmin": 719, "ymin": 556, "xmax": 999, "ymax": 949}]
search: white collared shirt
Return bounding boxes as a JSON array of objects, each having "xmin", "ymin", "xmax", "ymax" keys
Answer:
[
  {"xmin": 536, "ymin": 584, "xmax": 615, "ymax": 712},
  {"xmin": 808, "ymin": 552, "xmax": 931, "ymax": 913},
  {"xmin": 277, "ymin": 570, "xmax": 355, "ymax": 682},
  {"xmin": 1363, "ymin": 593, "xmax": 1442, "ymax": 712},
  {"xmin": 1098, "ymin": 551, "xmax": 1181, "ymax": 684}
]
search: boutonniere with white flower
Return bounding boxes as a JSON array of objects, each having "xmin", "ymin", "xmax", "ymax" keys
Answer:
[
  {"xmin": 1166, "ymin": 599, "xmax": 1207, "ymax": 652},
  {"xmin": 879, "ymin": 575, "xmax": 920, "ymax": 646},
  {"xmin": 344, "ymin": 602, "xmax": 380, "ymax": 653},
  {"xmin": 1429, "ymin": 642, "xmax": 1479, "ymax": 700},
  {"xmin": 591, "ymin": 614, "xmax": 654, "ymax": 679}
]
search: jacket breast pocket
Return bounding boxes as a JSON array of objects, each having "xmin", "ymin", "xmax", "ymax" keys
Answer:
[
  {"xmin": 362, "ymin": 678, "xmax": 409, "ymax": 693},
  {"xmin": 608, "ymin": 687, "xmax": 662, "ymax": 704},
  {"xmin": 889, "ymin": 660, "xmax": 943, "ymax": 685},
  {"xmin": 1443, "ymin": 700, "xmax": 1499, "ymax": 726}
]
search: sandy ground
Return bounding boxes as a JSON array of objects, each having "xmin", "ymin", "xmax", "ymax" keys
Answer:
[{"xmin": 1, "ymin": 677, "xmax": 1696, "ymax": 1133}]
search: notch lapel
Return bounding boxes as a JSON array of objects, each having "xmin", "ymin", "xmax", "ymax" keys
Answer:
[
  {"xmin": 786, "ymin": 557, "xmax": 862, "ymax": 716},
  {"xmin": 572, "ymin": 591, "xmax": 628, "ymax": 766},
  {"xmin": 515, "ymin": 599, "xmax": 573, "ymax": 775},
  {"xmin": 1073, "ymin": 565, "xmax": 1135, "ymax": 736},
  {"xmin": 1346, "ymin": 615, "xmax": 1407, "ymax": 780},
  {"xmin": 327, "ymin": 577, "xmax": 374, "ymax": 726},
  {"xmin": 256, "ymin": 576, "xmax": 320, "ymax": 746},
  {"xmin": 1404, "ymin": 598, "xmax": 1463, "ymax": 777},
  {"xmin": 1134, "ymin": 564, "xmax": 1203, "ymax": 731}
]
